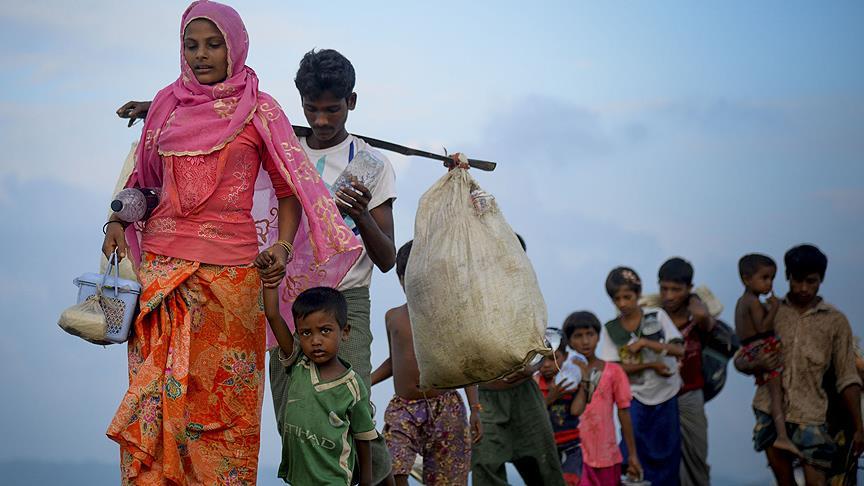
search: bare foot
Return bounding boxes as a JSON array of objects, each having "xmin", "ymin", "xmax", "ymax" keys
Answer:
[{"xmin": 773, "ymin": 436, "xmax": 803, "ymax": 458}]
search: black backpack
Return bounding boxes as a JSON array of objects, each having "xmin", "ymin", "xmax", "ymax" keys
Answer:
[{"xmin": 701, "ymin": 319, "xmax": 740, "ymax": 402}]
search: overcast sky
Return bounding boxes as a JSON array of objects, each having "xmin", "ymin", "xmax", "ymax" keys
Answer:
[{"xmin": 1, "ymin": 1, "xmax": 863, "ymax": 484}]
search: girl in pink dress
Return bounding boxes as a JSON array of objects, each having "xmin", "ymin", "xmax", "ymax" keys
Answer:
[{"xmin": 562, "ymin": 311, "xmax": 642, "ymax": 486}]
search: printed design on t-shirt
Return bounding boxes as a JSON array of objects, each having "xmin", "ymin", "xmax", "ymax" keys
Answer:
[
  {"xmin": 315, "ymin": 155, "xmax": 357, "ymax": 231},
  {"xmin": 329, "ymin": 411, "xmax": 345, "ymax": 427},
  {"xmin": 283, "ymin": 422, "xmax": 340, "ymax": 450},
  {"xmin": 613, "ymin": 312, "xmax": 666, "ymax": 386}
]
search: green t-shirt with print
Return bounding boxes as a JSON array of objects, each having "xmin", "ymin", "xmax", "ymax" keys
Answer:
[{"xmin": 275, "ymin": 347, "xmax": 378, "ymax": 485}]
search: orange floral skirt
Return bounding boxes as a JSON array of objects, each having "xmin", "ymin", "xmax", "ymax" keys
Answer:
[{"xmin": 107, "ymin": 253, "xmax": 265, "ymax": 485}]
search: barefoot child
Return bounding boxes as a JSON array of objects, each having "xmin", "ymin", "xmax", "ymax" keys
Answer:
[
  {"xmin": 371, "ymin": 240, "xmax": 483, "ymax": 485},
  {"xmin": 565, "ymin": 311, "xmax": 642, "ymax": 485},
  {"xmin": 735, "ymin": 253, "xmax": 800, "ymax": 457},
  {"xmin": 261, "ymin": 283, "xmax": 377, "ymax": 485}
]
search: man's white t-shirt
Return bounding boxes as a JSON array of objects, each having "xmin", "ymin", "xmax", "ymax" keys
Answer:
[
  {"xmin": 597, "ymin": 307, "xmax": 683, "ymax": 405},
  {"xmin": 299, "ymin": 135, "xmax": 397, "ymax": 290}
]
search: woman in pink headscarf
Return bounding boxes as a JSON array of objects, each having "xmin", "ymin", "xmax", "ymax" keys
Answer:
[{"xmin": 101, "ymin": 2, "xmax": 361, "ymax": 484}]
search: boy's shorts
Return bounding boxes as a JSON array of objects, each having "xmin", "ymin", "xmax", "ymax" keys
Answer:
[
  {"xmin": 752, "ymin": 409, "xmax": 837, "ymax": 470},
  {"xmin": 383, "ymin": 391, "xmax": 471, "ymax": 483},
  {"xmin": 740, "ymin": 333, "xmax": 783, "ymax": 386}
]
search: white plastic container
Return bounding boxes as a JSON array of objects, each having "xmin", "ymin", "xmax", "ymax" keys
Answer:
[
  {"xmin": 73, "ymin": 253, "xmax": 141, "ymax": 344},
  {"xmin": 555, "ymin": 352, "xmax": 588, "ymax": 386}
]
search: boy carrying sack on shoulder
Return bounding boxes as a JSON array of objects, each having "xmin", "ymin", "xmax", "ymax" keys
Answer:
[
  {"xmin": 261, "ymin": 279, "xmax": 377, "ymax": 485},
  {"xmin": 371, "ymin": 240, "xmax": 483, "ymax": 485}
]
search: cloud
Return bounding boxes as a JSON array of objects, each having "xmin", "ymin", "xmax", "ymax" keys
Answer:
[{"xmin": 476, "ymin": 95, "xmax": 629, "ymax": 164}]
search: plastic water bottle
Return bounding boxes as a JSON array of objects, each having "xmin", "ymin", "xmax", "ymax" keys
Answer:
[
  {"xmin": 332, "ymin": 150, "xmax": 385, "ymax": 193},
  {"xmin": 111, "ymin": 188, "xmax": 161, "ymax": 223}
]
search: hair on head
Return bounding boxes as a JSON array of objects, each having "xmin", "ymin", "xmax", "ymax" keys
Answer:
[
  {"xmin": 295, "ymin": 49, "xmax": 356, "ymax": 100},
  {"xmin": 562, "ymin": 311, "xmax": 602, "ymax": 342},
  {"xmin": 784, "ymin": 244, "xmax": 827, "ymax": 281},
  {"xmin": 658, "ymin": 257, "xmax": 694, "ymax": 285},
  {"xmin": 515, "ymin": 233, "xmax": 527, "ymax": 251},
  {"xmin": 396, "ymin": 240, "xmax": 413, "ymax": 280},
  {"xmin": 605, "ymin": 266, "xmax": 642, "ymax": 298},
  {"xmin": 292, "ymin": 287, "xmax": 348, "ymax": 329},
  {"xmin": 738, "ymin": 253, "xmax": 776, "ymax": 279}
]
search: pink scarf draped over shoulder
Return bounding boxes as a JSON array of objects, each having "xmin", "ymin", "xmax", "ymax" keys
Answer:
[{"xmin": 124, "ymin": 0, "xmax": 361, "ymax": 345}]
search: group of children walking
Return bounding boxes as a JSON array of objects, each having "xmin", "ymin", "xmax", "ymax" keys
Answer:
[
  {"xmin": 535, "ymin": 266, "xmax": 684, "ymax": 486},
  {"xmin": 530, "ymin": 246, "xmax": 863, "ymax": 486}
]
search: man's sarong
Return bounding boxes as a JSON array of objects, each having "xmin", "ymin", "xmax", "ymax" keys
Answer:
[
  {"xmin": 678, "ymin": 389, "xmax": 710, "ymax": 486},
  {"xmin": 472, "ymin": 379, "xmax": 565, "ymax": 486},
  {"xmin": 107, "ymin": 253, "xmax": 266, "ymax": 485}
]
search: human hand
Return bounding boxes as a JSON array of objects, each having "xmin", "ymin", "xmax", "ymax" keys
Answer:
[
  {"xmin": 767, "ymin": 293, "xmax": 780, "ymax": 310},
  {"xmin": 652, "ymin": 361, "xmax": 675, "ymax": 377},
  {"xmin": 470, "ymin": 412, "xmax": 484, "ymax": 444},
  {"xmin": 550, "ymin": 379, "xmax": 578, "ymax": 401},
  {"xmin": 502, "ymin": 365, "xmax": 533, "ymax": 384},
  {"xmin": 443, "ymin": 152, "xmax": 469, "ymax": 171},
  {"xmin": 627, "ymin": 338, "xmax": 649, "ymax": 354},
  {"xmin": 758, "ymin": 349, "xmax": 782, "ymax": 373},
  {"xmin": 116, "ymin": 100, "xmax": 152, "ymax": 127},
  {"xmin": 573, "ymin": 358, "xmax": 590, "ymax": 377},
  {"xmin": 102, "ymin": 221, "xmax": 129, "ymax": 262},
  {"xmin": 626, "ymin": 455, "xmax": 643, "ymax": 481},
  {"xmin": 257, "ymin": 245, "xmax": 289, "ymax": 289},
  {"xmin": 688, "ymin": 295, "xmax": 710, "ymax": 321},
  {"xmin": 335, "ymin": 179, "xmax": 371, "ymax": 221},
  {"xmin": 852, "ymin": 427, "xmax": 864, "ymax": 459}
]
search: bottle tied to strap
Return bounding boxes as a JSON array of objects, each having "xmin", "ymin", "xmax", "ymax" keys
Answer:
[{"xmin": 111, "ymin": 188, "xmax": 161, "ymax": 223}]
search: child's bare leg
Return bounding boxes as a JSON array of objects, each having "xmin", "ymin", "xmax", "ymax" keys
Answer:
[{"xmin": 766, "ymin": 377, "xmax": 801, "ymax": 457}]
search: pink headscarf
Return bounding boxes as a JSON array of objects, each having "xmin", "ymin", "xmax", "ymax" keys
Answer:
[{"xmin": 125, "ymin": 0, "xmax": 361, "ymax": 344}]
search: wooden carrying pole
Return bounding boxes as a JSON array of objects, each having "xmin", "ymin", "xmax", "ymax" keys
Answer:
[{"xmin": 292, "ymin": 126, "xmax": 497, "ymax": 172}]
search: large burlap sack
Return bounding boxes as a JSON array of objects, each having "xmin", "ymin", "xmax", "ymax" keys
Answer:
[{"xmin": 405, "ymin": 167, "xmax": 549, "ymax": 389}]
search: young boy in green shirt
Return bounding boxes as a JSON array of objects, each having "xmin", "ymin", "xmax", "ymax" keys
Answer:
[{"xmin": 261, "ymin": 282, "xmax": 377, "ymax": 485}]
